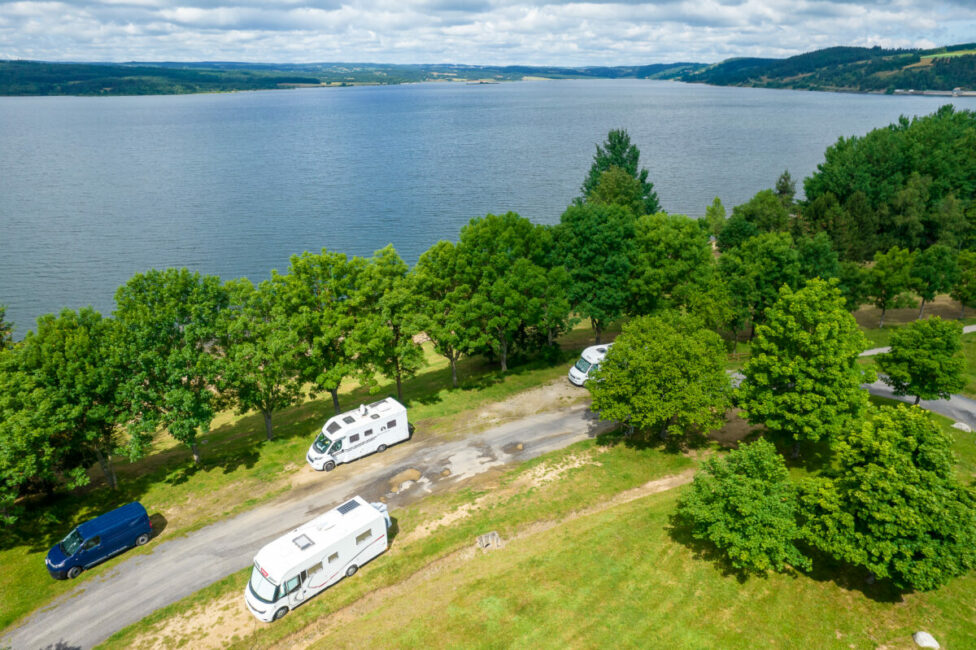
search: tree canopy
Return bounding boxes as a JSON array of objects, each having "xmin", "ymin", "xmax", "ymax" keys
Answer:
[
  {"xmin": 676, "ymin": 438, "xmax": 810, "ymax": 575},
  {"xmin": 800, "ymin": 405, "xmax": 976, "ymax": 591},
  {"xmin": 589, "ymin": 313, "xmax": 729, "ymax": 442},
  {"xmin": 740, "ymin": 279, "xmax": 872, "ymax": 448},
  {"xmin": 877, "ymin": 317, "xmax": 965, "ymax": 405},
  {"xmin": 580, "ymin": 129, "xmax": 660, "ymax": 215}
]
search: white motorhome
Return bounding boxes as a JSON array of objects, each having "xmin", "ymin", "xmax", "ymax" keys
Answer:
[
  {"xmin": 568, "ymin": 343, "xmax": 613, "ymax": 386},
  {"xmin": 244, "ymin": 496, "xmax": 392, "ymax": 622},
  {"xmin": 307, "ymin": 397, "xmax": 410, "ymax": 471}
]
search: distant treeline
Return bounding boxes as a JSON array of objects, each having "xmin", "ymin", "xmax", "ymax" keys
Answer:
[{"xmin": 3, "ymin": 43, "xmax": 974, "ymax": 96}]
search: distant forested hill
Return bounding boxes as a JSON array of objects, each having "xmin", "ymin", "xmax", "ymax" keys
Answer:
[
  {"xmin": 678, "ymin": 44, "xmax": 976, "ymax": 92},
  {"xmin": 0, "ymin": 60, "xmax": 703, "ymax": 96}
]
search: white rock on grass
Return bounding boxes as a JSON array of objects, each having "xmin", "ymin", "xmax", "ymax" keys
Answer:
[
  {"xmin": 913, "ymin": 631, "xmax": 940, "ymax": 649},
  {"xmin": 952, "ymin": 422, "xmax": 972, "ymax": 433}
]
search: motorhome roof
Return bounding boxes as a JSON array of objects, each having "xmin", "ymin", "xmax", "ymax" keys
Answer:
[
  {"xmin": 321, "ymin": 396, "xmax": 405, "ymax": 436},
  {"xmin": 253, "ymin": 496, "xmax": 383, "ymax": 582},
  {"xmin": 580, "ymin": 343, "xmax": 612, "ymax": 364}
]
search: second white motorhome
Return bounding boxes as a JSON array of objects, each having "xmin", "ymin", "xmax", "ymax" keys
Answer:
[
  {"xmin": 306, "ymin": 397, "xmax": 410, "ymax": 471},
  {"xmin": 244, "ymin": 496, "xmax": 391, "ymax": 622}
]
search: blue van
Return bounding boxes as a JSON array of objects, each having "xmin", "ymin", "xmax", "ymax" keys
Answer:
[{"xmin": 45, "ymin": 502, "xmax": 152, "ymax": 579}]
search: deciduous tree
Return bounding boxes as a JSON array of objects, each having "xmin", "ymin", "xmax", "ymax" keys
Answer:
[
  {"xmin": 867, "ymin": 246, "xmax": 916, "ymax": 328},
  {"xmin": 951, "ymin": 249, "xmax": 976, "ymax": 318},
  {"xmin": 740, "ymin": 279, "xmax": 872, "ymax": 452},
  {"xmin": 910, "ymin": 243, "xmax": 959, "ymax": 319},
  {"xmin": 800, "ymin": 405, "xmax": 976, "ymax": 591},
  {"xmin": 732, "ymin": 189, "xmax": 790, "ymax": 233},
  {"xmin": 628, "ymin": 212, "xmax": 712, "ymax": 316},
  {"xmin": 585, "ymin": 166, "xmax": 645, "ymax": 216},
  {"xmin": 704, "ymin": 197, "xmax": 726, "ymax": 238},
  {"xmin": 589, "ymin": 313, "xmax": 729, "ymax": 442},
  {"xmin": 718, "ymin": 232, "xmax": 800, "ymax": 334},
  {"xmin": 877, "ymin": 316, "xmax": 965, "ymax": 405},
  {"xmin": 676, "ymin": 438, "xmax": 810, "ymax": 575},
  {"xmin": 0, "ymin": 305, "xmax": 12, "ymax": 349}
]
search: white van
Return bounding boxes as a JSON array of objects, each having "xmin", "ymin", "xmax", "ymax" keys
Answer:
[
  {"xmin": 568, "ymin": 343, "xmax": 613, "ymax": 386},
  {"xmin": 244, "ymin": 496, "xmax": 392, "ymax": 622},
  {"xmin": 307, "ymin": 398, "xmax": 410, "ymax": 471}
]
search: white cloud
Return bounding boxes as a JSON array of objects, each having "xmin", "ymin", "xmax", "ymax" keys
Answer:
[{"xmin": 0, "ymin": 0, "xmax": 972, "ymax": 63}]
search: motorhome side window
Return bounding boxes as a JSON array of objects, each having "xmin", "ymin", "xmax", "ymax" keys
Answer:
[
  {"xmin": 350, "ymin": 434, "xmax": 360, "ymax": 443},
  {"xmin": 328, "ymin": 552, "xmax": 339, "ymax": 564},
  {"xmin": 364, "ymin": 429, "xmax": 373, "ymax": 437},
  {"xmin": 355, "ymin": 530, "xmax": 371, "ymax": 545},
  {"xmin": 284, "ymin": 575, "xmax": 300, "ymax": 593},
  {"xmin": 386, "ymin": 420, "xmax": 396, "ymax": 429},
  {"xmin": 84, "ymin": 536, "xmax": 100, "ymax": 550}
]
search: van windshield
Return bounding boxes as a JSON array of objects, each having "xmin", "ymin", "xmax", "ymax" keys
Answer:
[
  {"xmin": 313, "ymin": 433, "xmax": 331, "ymax": 454},
  {"xmin": 249, "ymin": 565, "xmax": 279, "ymax": 603},
  {"xmin": 60, "ymin": 529, "xmax": 83, "ymax": 556},
  {"xmin": 574, "ymin": 358, "xmax": 592, "ymax": 374}
]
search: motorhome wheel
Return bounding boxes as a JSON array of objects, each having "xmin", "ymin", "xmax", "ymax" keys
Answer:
[
  {"xmin": 377, "ymin": 444, "xmax": 387, "ymax": 452},
  {"xmin": 324, "ymin": 461, "xmax": 336, "ymax": 472},
  {"xmin": 67, "ymin": 566, "xmax": 82, "ymax": 579},
  {"xmin": 272, "ymin": 607, "xmax": 289, "ymax": 621},
  {"xmin": 135, "ymin": 533, "xmax": 150, "ymax": 546},
  {"xmin": 345, "ymin": 564, "xmax": 358, "ymax": 577}
]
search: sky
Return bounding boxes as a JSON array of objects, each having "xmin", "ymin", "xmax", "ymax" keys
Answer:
[{"xmin": 0, "ymin": 0, "xmax": 974, "ymax": 65}]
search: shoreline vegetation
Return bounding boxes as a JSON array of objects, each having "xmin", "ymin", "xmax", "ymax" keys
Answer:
[{"xmin": 1, "ymin": 41, "xmax": 975, "ymax": 97}]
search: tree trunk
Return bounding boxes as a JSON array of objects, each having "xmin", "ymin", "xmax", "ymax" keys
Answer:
[
  {"xmin": 593, "ymin": 319, "xmax": 602, "ymax": 345},
  {"xmin": 264, "ymin": 410, "xmax": 273, "ymax": 441},
  {"xmin": 499, "ymin": 338, "xmax": 508, "ymax": 373},
  {"xmin": 450, "ymin": 356, "xmax": 459, "ymax": 389},
  {"xmin": 914, "ymin": 395, "xmax": 921, "ymax": 405},
  {"xmin": 94, "ymin": 447, "xmax": 118, "ymax": 490},
  {"xmin": 190, "ymin": 441, "xmax": 201, "ymax": 465},
  {"xmin": 791, "ymin": 441, "xmax": 801, "ymax": 459},
  {"xmin": 917, "ymin": 298, "xmax": 926, "ymax": 320},
  {"xmin": 330, "ymin": 388, "xmax": 341, "ymax": 415},
  {"xmin": 879, "ymin": 306, "xmax": 886, "ymax": 329},
  {"xmin": 658, "ymin": 416, "xmax": 674, "ymax": 441},
  {"xmin": 394, "ymin": 356, "xmax": 403, "ymax": 402},
  {"xmin": 961, "ymin": 303, "xmax": 966, "ymax": 319}
]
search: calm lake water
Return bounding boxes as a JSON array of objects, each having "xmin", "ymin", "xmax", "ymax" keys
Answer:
[{"xmin": 0, "ymin": 80, "xmax": 969, "ymax": 334}]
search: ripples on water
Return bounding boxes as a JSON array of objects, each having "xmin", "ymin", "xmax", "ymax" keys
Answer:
[{"xmin": 0, "ymin": 80, "xmax": 966, "ymax": 333}]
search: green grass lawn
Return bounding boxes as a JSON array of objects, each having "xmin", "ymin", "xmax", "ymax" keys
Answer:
[{"xmin": 0, "ymin": 320, "xmax": 608, "ymax": 633}]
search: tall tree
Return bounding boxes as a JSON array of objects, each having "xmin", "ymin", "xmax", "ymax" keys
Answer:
[
  {"xmin": 797, "ymin": 231, "xmax": 840, "ymax": 282},
  {"xmin": 718, "ymin": 232, "xmax": 800, "ymax": 335},
  {"xmin": 556, "ymin": 203, "xmax": 635, "ymax": 343},
  {"xmin": 866, "ymin": 246, "xmax": 916, "ymax": 328},
  {"xmin": 17, "ymin": 308, "xmax": 132, "ymax": 489},
  {"xmin": 837, "ymin": 261, "xmax": 870, "ymax": 312},
  {"xmin": 585, "ymin": 166, "xmax": 646, "ymax": 217},
  {"xmin": 276, "ymin": 249, "xmax": 359, "ymax": 414},
  {"xmin": 876, "ymin": 317, "xmax": 965, "ymax": 405},
  {"xmin": 628, "ymin": 212, "xmax": 713, "ymax": 316},
  {"xmin": 740, "ymin": 279, "xmax": 872, "ymax": 454},
  {"xmin": 910, "ymin": 243, "xmax": 959, "ymax": 319},
  {"xmin": 580, "ymin": 129, "xmax": 660, "ymax": 215},
  {"xmin": 676, "ymin": 438, "xmax": 810, "ymax": 575},
  {"xmin": 348, "ymin": 245, "xmax": 426, "ymax": 402},
  {"xmin": 220, "ymin": 279, "xmax": 305, "ymax": 441},
  {"xmin": 774, "ymin": 169, "xmax": 797, "ymax": 208},
  {"xmin": 114, "ymin": 268, "xmax": 227, "ymax": 464},
  {"xmin": 413, "ymin": 240, "xmax": 474, "ymax": 389},
  {"xmin": 588, "ymin": 313, "xmax": 729, "ymax": 443},
  {"xmin": 732, "ymin": 189, "xmax": 790, "ymax": 233},
  {"xmin": 704, "ymin": 197, "xmax": 726, "ymax": 239},
  {"xmin": 0, "ymin": 305, "xmax": 12, "ymax": 349},
  {"xmin": 801, "ymin": 405, "xmax": 976, "ymax": 592},
  {"xmin": 951, "ymin": 249, "xmax": 976, "ymax": 318},
  {"xmin": 715, "ymin": 213, "xmax": 758, "ymax": 252}
]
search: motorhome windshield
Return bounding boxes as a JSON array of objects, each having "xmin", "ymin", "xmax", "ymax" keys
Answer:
[
  {"xmin": 313, "ymin": 433, "xmax": 331, "ymax": 454},
  {"xmin": 60, "ymin": 528, "xmax": 83, "ymax": 556},
  {"xmin": 574, "ymin": 358, "xmax": 592, "ymax": 374},
  {"xmin": 249, "ymin": 565, "xmax": 279, "ymax": 603}
]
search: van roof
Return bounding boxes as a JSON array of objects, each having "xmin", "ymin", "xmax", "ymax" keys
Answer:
[
  {"xmin": 77, "ymin": 502, "xmax": 147, "ymax": 538},
  {"xmin": 580, "ymin": 343, "xmax": 612, "ymax": 364},
  {"xmin": 254, "ymin": 496, "xmax": 385, "ymax": 582},
  {"xmin": 321, "ymin": 396, "xmax": 406, "ymax": 437}
]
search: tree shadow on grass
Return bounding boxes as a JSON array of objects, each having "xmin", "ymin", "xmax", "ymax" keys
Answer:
[
  {"xmin": 594, "ymin": 427, "xmax": 714, "ymax": 454},
  {"xmin": 665, "ymin": 516, "xmax": 764, "ymax": 585}
]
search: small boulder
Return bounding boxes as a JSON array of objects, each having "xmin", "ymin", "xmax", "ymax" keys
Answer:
[
  {"xmin": 913, "ymin": 631, "xmax": 940, "ymax": 649},
  {"xmin": 952, "ymin": 422, "xmax": 972, "ymax": 433}
]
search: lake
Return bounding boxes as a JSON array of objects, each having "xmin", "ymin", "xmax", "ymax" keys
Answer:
[{"xmin": 0, "ymin": 79, "xmax": 968, "ymax": 334}]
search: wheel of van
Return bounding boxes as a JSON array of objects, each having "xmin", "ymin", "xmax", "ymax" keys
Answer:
[
  {"xmin": 324, "ymin": 461, "xmax": 336, "ymax": 472},
  {"xmin": 377, "ymin": 444, "xmax": 387, "ymax": 453},
  {"xmin": 67, "ymin": 566, "xmax": 82, "ymax": 579},
  {"xmin": 135, "ymin": 533, "xmax": 150, "ymax": 546},
  {"xmin": 345, "ymin": 564, "xmax": 358, "ymax": 578},
  {"xmin": 272, "ymin": 607, "xmax": 289, "ymax": 621}
]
